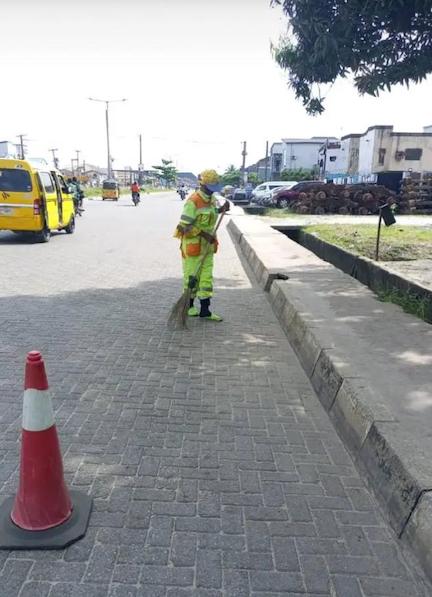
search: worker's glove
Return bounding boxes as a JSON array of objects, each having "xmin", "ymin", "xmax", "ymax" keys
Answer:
[
  {"xmin": 218, "ymin": 200, "xmax": 230, "ymax": 214},
  {"xmin": 199, "ymin": 231, "xmax": 216, "ymax": 244}
]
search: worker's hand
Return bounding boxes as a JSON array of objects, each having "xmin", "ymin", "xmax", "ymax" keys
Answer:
[
  {"xmin": 199, "ymin": 231, "xmax": 216, "ymax": 244},
  {"xmin": 218, "ymin": 200, "xmax": 230, "ymax": 214}
]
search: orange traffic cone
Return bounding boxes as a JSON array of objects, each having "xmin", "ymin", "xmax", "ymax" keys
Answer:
[{"xmin": 0, "ymin": 351, "xmax": 92, "ymax": 549}]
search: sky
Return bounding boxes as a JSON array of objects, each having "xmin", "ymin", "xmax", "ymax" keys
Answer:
[{"xmin": 2, "ymin": 0, "xmax": 432, "ymax": 174}]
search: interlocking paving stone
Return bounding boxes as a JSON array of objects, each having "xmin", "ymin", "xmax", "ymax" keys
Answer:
[{"xmin": 0, "ymin": 195, "xmax": 430, "ymax": 596}]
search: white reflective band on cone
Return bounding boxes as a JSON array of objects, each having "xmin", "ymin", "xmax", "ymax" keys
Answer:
[{"xmin": 22, "ymin": 388, "xmax": 55, "ymax": 431}]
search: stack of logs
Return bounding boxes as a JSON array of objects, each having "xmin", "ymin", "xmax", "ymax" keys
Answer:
[
  {"xmin": 398, "ymin": 176, "xmax": 432, "ymax": 214},
  {"xmin": 288, "ymin": 183, "xmax": 395, "ymax": 215}
]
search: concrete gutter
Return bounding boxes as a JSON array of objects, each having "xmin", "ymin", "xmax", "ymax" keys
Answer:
[{"xmin": 228, "ymin": 215, "xmax": 432, "ymax": 582}]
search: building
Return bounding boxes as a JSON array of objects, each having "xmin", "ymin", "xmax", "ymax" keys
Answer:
[
  {"xmin": 0, "ymin": 140, "xmax": 20, "ymax": 159},
  {"xmin": 177, "ymin": 172, "xmax": 198, "ymax": 187},
  {"xmin": 270, "ymin": 143, "xmax": 283, "ymax": 180},
  {"xmin": 270, "ymin": 137, "xmax": 337, "ymax": 180},
  {"xmin": 246, "ymin": 157, "xmax": 270, "ymax": 181},
  {"xmin": 320, "ymin": 125, "xmax": 432, "ymax": 191}
]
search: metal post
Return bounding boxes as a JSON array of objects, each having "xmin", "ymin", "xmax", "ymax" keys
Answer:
[
  {"xmin": 71, "ymin": 159, "xmax": 75, "ymax": 177},
  {"xmin": 75, "ymin": 150, "xmax": 80, "ymax": 178},
  {"xmin": 375, "ymin": 209, "xmax": 383, "ymax": 261}
]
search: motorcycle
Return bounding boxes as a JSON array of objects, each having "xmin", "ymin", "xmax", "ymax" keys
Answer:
[
  {"xmin": 177, "ymin": 188, "xmax": 187, "ymax": 201},
  {"xmin": 132, "ymin": 191, "xmax": 140, "ymax": 206},
  {"xmin": 73, "ymin": 194, "xmax": 84, "ymax": 217}
]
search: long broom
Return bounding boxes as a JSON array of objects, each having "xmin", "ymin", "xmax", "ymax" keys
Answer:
[{"xmin": 168, "ymin": 210, "xmax": 227, "ymax": 329}]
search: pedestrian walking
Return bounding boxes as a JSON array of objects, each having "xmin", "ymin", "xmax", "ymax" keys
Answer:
[{"xmin": 173, "ymin": 169, "xmax": 229, "ymax": 322}]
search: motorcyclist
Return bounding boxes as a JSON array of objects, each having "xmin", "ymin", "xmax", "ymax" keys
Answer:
[
  {"xmin": 131, "ymin": 181, "xmax": 140, "ymax": 204},
  {"xmin": 68, "ymin": 178, "xmax": 84, "ymax": 215},
  {"xmin": 177, "ymin": 184, "xmax": 187, "ymax": 201}
]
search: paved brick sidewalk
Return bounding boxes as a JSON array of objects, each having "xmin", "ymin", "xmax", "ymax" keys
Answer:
[{"xmin": 0, "ymin": 194, "xmax": 430, "ymax": 596}]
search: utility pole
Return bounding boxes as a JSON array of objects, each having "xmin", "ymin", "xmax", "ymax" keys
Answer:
[
  {"xmin": 17, "ymin": 134, "xmax": 26, "ymax": 160},
  {"xmin": 75, "ymin": 150, "xmax": 80, "ymax": 177},
  {"xmin": 264, "ymin": 140, "xmax": 269, "ymax": 182},
  {"xmin": 241, "ymin": 141, "xmax": 247, "ymax": 187},
  {"xmin": 89, "ymin": 98, "xmax": 127, "ymax": 180},
  {"xmin": 71, "ymin": 159, "xmax": 75, "ymax": 177},
  {"xmin": 139, "ymin": 134, "xmax": 143, "ymax": 184},
  {"xmin": 49, "ymin": 148, "xmax": 59, "ymax": 169}
]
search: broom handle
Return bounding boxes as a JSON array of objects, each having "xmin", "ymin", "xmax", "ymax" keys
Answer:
[{"xmin": 191, "ymin": 210, "xmax": 227, "ymax": 278}]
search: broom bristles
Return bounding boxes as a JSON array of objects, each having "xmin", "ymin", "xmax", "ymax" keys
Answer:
[{"xmin": 168, "ymin": 287, "xmax": 192, "ymax": 329}]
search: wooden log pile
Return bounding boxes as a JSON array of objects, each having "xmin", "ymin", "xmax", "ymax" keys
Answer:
[
  {"xmin": 289, "ymin": 183, "xmax": 395, "ymax": 215},
  {"xmin": 398, "ymin": 175, "xmax": 432, "ymax": 214}
]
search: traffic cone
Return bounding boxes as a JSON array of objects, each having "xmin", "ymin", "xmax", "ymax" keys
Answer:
[{"xmin": 0, "ymin": 351, "xmax": 92, "ymax": 549}]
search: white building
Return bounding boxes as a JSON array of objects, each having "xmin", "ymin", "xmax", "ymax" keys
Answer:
[
  {"xmin": 0, "ymin": 140, "xmax": 20, "ymax": 159},
  {"xmin": 320, "ymin": 125, "xmax": 432, "ymax": 190},
  {"xmin": 271, "ymin": 137, "xmax": 337, "ymax": 179}
]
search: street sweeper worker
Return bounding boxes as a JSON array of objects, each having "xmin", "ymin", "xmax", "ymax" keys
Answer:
[{"xmin": 174, "ymin": 169, "xmax": 230, "ymax": 321}]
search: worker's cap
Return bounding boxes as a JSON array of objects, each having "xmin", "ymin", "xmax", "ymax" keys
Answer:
[{"xmin": 198, "ymin": 169, "xmax": 221, "ymax": 192}]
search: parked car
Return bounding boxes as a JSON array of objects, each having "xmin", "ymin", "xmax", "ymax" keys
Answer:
[
  {"xmin": 222, "ymin": 185, "xmax": 235, "ymax": 200},
  {"xmin": 273, "ymin": 181, "xmax": 322, "ymax": 208},
  {"xmin": 251, "ymin": 181, "xmax": 290, "ymax": 204},
  {"xmin": 231, "ymin": 188, "xmax": 250, "ymax": 205},
  {"xmin": 267, "ymin": 181, "xmax": 298, "ymax": 205}
]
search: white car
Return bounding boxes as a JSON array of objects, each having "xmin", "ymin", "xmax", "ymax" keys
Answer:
[{"xmin": 252, "ymin": 181, "xmax": 296, "ymax": 204}]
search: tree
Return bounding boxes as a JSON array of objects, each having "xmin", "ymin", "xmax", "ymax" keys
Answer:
[
  {"xmin": 247, "ymin": 172, "xmax": 263, "ymax": 186},
  {"xmin": 220, "ymin": 165, "xmax": 241, "ymax": 186},
  {"xmin": 152, "ymin": 159, "xmax": 178, "ymax": 186},
  {"xmin": 280, "ymin": 167, "xmax": 314, "ymax": 181},
  {"xmin": 272, "ymin": 0, "xmax": 432, "ymax": 115}
]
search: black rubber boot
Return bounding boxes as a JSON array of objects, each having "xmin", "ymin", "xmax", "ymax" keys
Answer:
[
  {"xmin": 199, "ymin": 298, "xmax": 211, "ymax": 318},
  {"xmin": 189, "ymin": 298, "xmax": 195, "ymax": 309}
]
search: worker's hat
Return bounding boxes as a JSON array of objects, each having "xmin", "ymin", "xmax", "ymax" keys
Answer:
[{"xmin": 198, "ymin": 169, "xmax": 221, "ymax": 193}]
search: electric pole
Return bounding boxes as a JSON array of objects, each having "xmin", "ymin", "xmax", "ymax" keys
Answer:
[
  {"xmin": 49, "ymin": 148, "xmax": 59, "ymax": 169},
  {"xmin": 88, "ymin": 98, "xmax": 127, "ymax": 179},
  {"xmin": 76, "ymin": 150, "xmax": 80, "ymax": 177},
  {"xmin": 17, "ymin": 134, "xmax": 26, "ymax": 160},
  {"xmin": 139, "ymin": 134, "xmax": 143, "ymax": 184},
  {"xmin": 241, "ymin": 141, "xmax": 247, "ymax": 187},
  {"xmin": 264, "ymin": 140, "xmax": 269, "ymax": 182}
]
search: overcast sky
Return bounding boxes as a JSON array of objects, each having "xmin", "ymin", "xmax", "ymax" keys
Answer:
[{"xmin": 2, "ymin": 0, "xmax": 432, "ymax": 174}]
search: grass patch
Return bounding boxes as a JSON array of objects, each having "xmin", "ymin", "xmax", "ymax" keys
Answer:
[
  {"xmin": 306, "ymin": 224, "xmax": 432, "ymax": 261},
  {"xmin": 377, "ymin": 288, "xmax": 432, "ymax": 323},
  {"xmin": 262, "ymin": 208, "xmax": 303, "ymax": 218},
  {"xmin": 84, "ymin": 186, "xmax": 171, "ymax": 198},
  {"xmin": 83, "ymin": 187, "xmax": 103, "ymax": 197}
]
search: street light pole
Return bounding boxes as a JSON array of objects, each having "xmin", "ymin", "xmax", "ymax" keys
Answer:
[{"xmin": 88, "ymin": 97, "xmax": 127, "ymax": 180}]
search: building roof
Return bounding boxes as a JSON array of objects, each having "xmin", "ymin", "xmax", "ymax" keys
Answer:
[
  {"xmin": 177, "ymin": 172, "xmax": 198, "ymax": 183},
  {"xmin": 342, "ymin": 125, "xmax": 432, "ymax": 141},
  {"xmin": 281, "ymin": 137, "xmax": 338, "ymax": 144}
]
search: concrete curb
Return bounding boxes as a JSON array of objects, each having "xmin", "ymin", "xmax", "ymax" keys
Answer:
[{"xmin": 228, "ymin": 216, "xmax": 432, "ymax": 582}]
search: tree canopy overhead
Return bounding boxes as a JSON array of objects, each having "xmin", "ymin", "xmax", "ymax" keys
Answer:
[{"xmin": 272, "ymin": 0, "xmax": 432, "ymax": 114}]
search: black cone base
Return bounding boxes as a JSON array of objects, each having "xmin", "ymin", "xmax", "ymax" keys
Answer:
[{"xmin": 0, "ymin": 490, "xmax": 92, "ymax": 550}]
